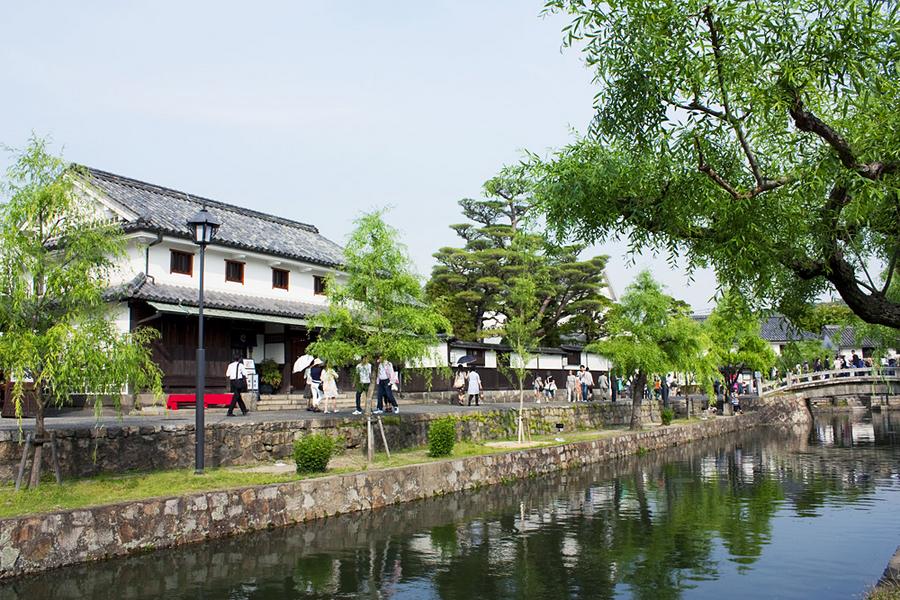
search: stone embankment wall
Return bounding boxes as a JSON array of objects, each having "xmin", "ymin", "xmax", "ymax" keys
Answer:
[
  {"xmin": 0, "ymin": 396, "xmax": 808, "ymax": 579},
  {"xmin": 0, "ymin": 403, "xmax": 658, "ymax": 483}
]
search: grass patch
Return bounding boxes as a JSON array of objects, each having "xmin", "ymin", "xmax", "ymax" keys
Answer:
[
  {"xmin": 868, "ymin": 584, "xmax": 900, "ymax": 600},
  {"xmin": 0, "ymin": 466, "xmax": 354, "ymax": 519}
]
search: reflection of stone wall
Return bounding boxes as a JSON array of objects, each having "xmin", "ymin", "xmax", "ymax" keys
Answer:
[
  {"xmin": 0, "ymin": 404, "xmax": 656, "ymax": 483},
  {"xmin": 0, "ymin": 399, "xmax": 807, "ymax": 580}
]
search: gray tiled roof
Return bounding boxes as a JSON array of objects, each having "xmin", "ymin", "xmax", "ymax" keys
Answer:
[
  {"xmin": 759, "ymin": 315, "xmax": 819, "ymax": 342},
  {"xmin": 822, "ymin": 325, "xmax": 878, "ymax": 349},
  {"xmin": 117, "ymin": 274, "xmax": 326, "ymax": 319},
  {"xmin": 80, "ymin": 166, "xmax": 345, "ymax": 268}
]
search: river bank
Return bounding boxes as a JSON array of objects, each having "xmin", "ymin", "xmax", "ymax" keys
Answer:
[{"xmin": 0, "ymin": 396, "xmax": 808, "ymax": 580}]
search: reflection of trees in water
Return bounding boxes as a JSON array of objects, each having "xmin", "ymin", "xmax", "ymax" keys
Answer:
[{"xmin": 2, "ymin": 418, "xmax": 896, "ymax": 600}]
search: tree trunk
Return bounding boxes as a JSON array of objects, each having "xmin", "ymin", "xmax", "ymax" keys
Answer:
[
  {"xmin": 28, "ymin": 393, "xmax": 46, "ymax": 489},
  {"xmin": 518, "ymin": 381, "xmax": 524, "ymax": 443},
  {"xmin": 630, "ymin": 371, "xmax": 647, "ymax": 430},
  {"xmin": 366, "ymin": 366, "xmax": 377, "ymax": 463}
]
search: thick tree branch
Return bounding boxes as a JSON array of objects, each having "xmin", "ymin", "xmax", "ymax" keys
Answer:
[{"xmin": 788, "ymin": 92, "xmax": 898, "ymax": 181}]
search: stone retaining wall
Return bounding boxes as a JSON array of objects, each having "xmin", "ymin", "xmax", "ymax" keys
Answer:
[
  {"xmin": 0, "ymin": 403, "xmax": 658, "ymax": 483},
  {"xmin": 0, "ymin": 396, "xmax": 808, "ymax": 579}
]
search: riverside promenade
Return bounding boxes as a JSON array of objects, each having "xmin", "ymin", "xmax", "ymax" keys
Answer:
[{"xmin": 0, "ymin": 401, "xmax": 517, "ymax": 432}]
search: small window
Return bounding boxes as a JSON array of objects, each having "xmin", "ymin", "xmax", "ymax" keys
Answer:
[
  {"xmin": 565, "ymin": 350, "xmax": 581, "ymax": 366},
  {"xmin": 314, "ymin": 275, "xmax": 327, "ymax": 295},
  {"xmin": 272, "ymin": 268, "xmax": 289, "ymax": 290},
  {"xmin": 170, "ymin": 250, "xmax": 193, "ymax": 275},
  {"xmin": 225, "ymin": 260, "xmax": 244, "ymax": 284}
]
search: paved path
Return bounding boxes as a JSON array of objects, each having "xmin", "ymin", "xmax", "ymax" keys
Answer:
[{"xmin": 0, "ymin": 400, "xmax": 596, "ymax": 431}]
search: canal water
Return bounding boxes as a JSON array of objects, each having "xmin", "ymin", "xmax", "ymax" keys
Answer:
[{"xmin": 2, "ymin": 411, "xmax": 900, "ymax": 600}]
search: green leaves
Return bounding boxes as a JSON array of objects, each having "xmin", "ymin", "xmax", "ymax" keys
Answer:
[
  {"xmin": 308, "ymin": 211, "xmax": 450, "ymax": 369},
  {"xmin": 537, "ymin": 0, "xmax": 900, "ymax": 328},
  {"xmin": 427, "ymin": 166, "xmax": 611, "ymax": 344},
  {"xmin": 0, "ymin": 136, "xmax": 162, "ymax": 421},
  {"xmin": 590, "ymin": 271, "xmax": 712, "ymax": 381},
  {"xmin": 704, "ymin": 290, "xmax": 777, "ymax": 375}
]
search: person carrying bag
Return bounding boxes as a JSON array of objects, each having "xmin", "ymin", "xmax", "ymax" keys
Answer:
[{"xmin": 226, "ymin": 355, "xmax": 249, "ymax": 416}]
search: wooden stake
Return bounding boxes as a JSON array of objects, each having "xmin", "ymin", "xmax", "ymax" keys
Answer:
[
  {"xmin": 50, "ymin": 432, "xmax": 62, "ymax": 484},
  {"xmin": 377, "ymin": 416, "xmax": 390, "ymax": 459},
  {"xmin": 15, "ymin": 433, "xmax": 32, "ymax": 492},
  {"xmin": 366, "ymin": 417, "xmax": 374, "ymax": 463}
]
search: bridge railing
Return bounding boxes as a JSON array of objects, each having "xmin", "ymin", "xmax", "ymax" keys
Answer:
[{"xmin": 760, "ymin": 366, "xmax": 899, "ymax": 397}]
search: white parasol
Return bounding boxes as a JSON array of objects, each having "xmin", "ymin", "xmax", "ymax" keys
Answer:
[{"xmin": 292, "ymin": 354, "xmax": 314, "ymax": 373}]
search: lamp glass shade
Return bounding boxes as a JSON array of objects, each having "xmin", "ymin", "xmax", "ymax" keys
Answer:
[{"xmin": 186, "ymin": 208, "xmax": 221, "ymax": 245}]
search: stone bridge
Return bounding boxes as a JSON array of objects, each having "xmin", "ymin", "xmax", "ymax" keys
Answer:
[{"xmin": 760, "ymin": 367, "xmax": 900, "ymax": 409}]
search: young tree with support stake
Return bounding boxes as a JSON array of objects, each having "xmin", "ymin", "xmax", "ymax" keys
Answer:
[
  {"xmin": 590, "ymin": 271, "xmax": 711, "ymax": 430},
  {"xmin": 308, "ymin": 211, "xmax": 450, "ymax": 462},
  {"xmin": 491, "ymin": 233, "xmax": 546, "ymax": 444},
  {"xmin": 0, "ymin": 138, "xmax": 162, "ymax": 488}
]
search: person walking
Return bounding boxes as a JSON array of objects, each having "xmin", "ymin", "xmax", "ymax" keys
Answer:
[
  {"xmin": 225, "ymin": 355, "xmax": 249, "ymax": 417},
  {"xmin": 453, "ymin": 368, "xmax": 468, "ymax": 406},
  {"xmin": 354, "ymin": 357, "xmax": 371, "ymax": 415},
  {"xmin": 566, "ymin": 370, "xmax": 578, "ymax": 402},
  {"xmin": 322, "ymin": 363, "xmax": 339, "ymax": 414},
  {"xmin": 533, "ymin": 375, "xmax": 544, "ymax": 403},
  {"xmin": 598, "ymin": 372, "xmax": 610, "ymax": 402},
  {"xmin": 308, "ymin": 359, "xmax": 325, "ymax": 412},
  {"xmin": 545, "ymin": 374, "xmax": 557, "ymax": 401},
  {"xmin": 467, "ymin": 368, "xmax": 482, "ymax": 406},
  {"xmin": 579, "ymin": 366, "xmax": 594, "ymax": 402},
  {"xmin": 660, "ymin": 375, "xmax": 670, "ymax": 408},
  {"xmin": 374, "ymin": 355, "xmax": 399, "ymax": 414}
]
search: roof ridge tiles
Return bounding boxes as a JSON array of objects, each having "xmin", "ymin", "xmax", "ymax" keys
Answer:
[{"xmin": 75, "ymin": 164, "xmax": 320, "ymax": 234}]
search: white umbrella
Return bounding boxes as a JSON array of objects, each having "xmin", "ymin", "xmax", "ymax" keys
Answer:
[{"xmin": 292, "ymin": 354, "xmax": 314, "ymax": 373}]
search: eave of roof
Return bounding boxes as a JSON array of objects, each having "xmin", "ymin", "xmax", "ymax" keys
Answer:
[
  {"xmin": 78, "ymin": 165, "xmax": 346, "ymax": 269},
  {"xmin": 112, "ymin": 274, "xmax": 326, "ymax": 320}
]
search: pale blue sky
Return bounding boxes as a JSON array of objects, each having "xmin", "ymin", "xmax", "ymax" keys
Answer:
[{"xmin": 0, "ymin": 1, "xmax": 717, "ymax": 310}]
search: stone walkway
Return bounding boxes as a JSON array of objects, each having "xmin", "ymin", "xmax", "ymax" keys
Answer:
[{"xmin": 0, "ymin": 399, "xmax": 601, "ymax": 431}]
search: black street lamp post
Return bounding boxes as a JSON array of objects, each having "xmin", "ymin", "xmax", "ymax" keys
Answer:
[{"xmin": 187, "ymin": 206, "xmax": 221, "ymax": 475}]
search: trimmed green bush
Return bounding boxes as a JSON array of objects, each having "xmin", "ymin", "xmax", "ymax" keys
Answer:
[
  {"xmin": 660, "ymin": 407, "xmax": 675, "ymax": 426},
  {"xmin": 428, "ymin": 417, "xmax": 456, "ymax": 457},
  {"xmin": 293, "ymin": 434, "xmax": 335, "ymax": 473}
]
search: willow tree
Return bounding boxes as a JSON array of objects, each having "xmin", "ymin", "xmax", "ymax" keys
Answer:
[
  {"xmin": 590, "ymin": 272, "xmax": 710, "ymax": 429},
  {"xmin": 0, "ymin": 138, "xmax": 162, "ymax": 488},
  {"xmin": 704, "ymin": 290, "xmax": 776, "ymax": 398},
  {"xmin": 308, "ymin": 211, "xmax": 450, "ymax": 460},
  {"xmin": 535, "ymin": 0, "xmax": 900, "ymax": 329}
]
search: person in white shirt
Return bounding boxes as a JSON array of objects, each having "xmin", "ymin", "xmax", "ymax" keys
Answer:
[
  {"xmin": 466, "ymin": 368, "xmax": 482, "ymax": 406},
  {"xmin": 225, "ymin": 355, "xmax": 248, "ymax": 416},
  {"xmin": 374, "ymin": 355, "xmax": 398, "ymax": 414},
  {"xmin": 354, "ymin": 358, "xmax": 371, "ymax": 415},
  {"xmin": 579, "ymin": 366, "xmax": 594, "ymax": 402},
  {"xmin": 566, "ymin": 371, "xmax": 578, "ymax": 402}
]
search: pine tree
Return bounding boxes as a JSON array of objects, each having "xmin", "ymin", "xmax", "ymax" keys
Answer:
[{"xmin": 427, "ymin": 168, "xmax": 610, "ymax": 345}]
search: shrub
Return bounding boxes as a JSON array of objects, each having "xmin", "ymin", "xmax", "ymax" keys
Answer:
[
  {"xmin": 428, "ymin": 417, "xmax": 456, "ymax": 457},
  {"xmin": 660, "ymin": 407, "xmax": 675, "ymax": 425},
  {"xmin": 293, "ymin": 434, "xmax": 335, "ymax": 473},
  {"xmin": 258, "ymin": 359, "xmax": 282, "ymax": 389}
]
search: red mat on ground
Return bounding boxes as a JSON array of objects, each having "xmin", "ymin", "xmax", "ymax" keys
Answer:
[{"xmin": 166, "ymin": 393, "xmax": 233, "ymax": 410}]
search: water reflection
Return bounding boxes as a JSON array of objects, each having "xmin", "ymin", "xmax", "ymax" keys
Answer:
[{"xmin": 2, "ymin": 414, "xmax": 900, "ymax": 600}]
